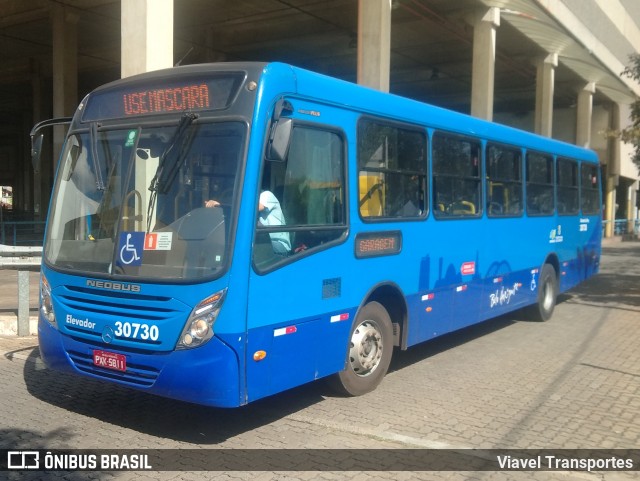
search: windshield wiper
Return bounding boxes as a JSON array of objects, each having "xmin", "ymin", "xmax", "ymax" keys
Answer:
[
  {"xmin": 148, "ymin": 112, "xmax": 198, "ymax": 193},
  {"xmin": 146, "ymin": 112, "xmax": 198, "ymax": 232},
  {"xmin": 90, "ymin": 122, "xmax": 106, "ymax": 191}
]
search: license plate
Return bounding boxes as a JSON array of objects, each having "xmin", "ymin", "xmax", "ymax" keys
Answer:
[{"xmin": 93, "ymin": 350, "xmax": 126, "ymax": 372}]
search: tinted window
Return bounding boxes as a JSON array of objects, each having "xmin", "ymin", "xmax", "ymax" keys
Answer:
[
  {"xmin": 580, "ymin": 164, "xmax": 601, "ymax": 214},
  {"xmin": 358, "ymin": 119, "xmax": 427, "ymax": 219},
  {"xmin": 526, "ymin": 152, "xmax": 554, "ymax": 215},
  {"xmin": 486, "ymin": 144, "xmax": 523, "ymax": 217},
  {"xmin": 556, "ymin": 158, "xmax": 579, "ymax": 215},
  {"xmin": 432, "ymin": 133, "xmax": 481, "ymax": 218}
]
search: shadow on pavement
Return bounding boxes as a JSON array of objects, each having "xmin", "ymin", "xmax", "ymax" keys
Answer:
[
  {"xmin": 566, "ymin": 244, "xmax": 640, "ymax": 309},
  {"xmin": 389, "ymin": 314, "xmax": 516, "ymax": 374},
  {"xmin": 22, "ymin": 348, "xmax": 328, "ymax": 445},
  {"xmin": 601, "ymin": 244, "xmax": 640, "ymax": 257},
  {"xmin": 568, "ymin": 273, "xmax": 640, "ymax": 308}
]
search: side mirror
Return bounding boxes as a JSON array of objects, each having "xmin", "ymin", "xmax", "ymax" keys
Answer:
[
  {"xmin": 266, "ymin": 117, "xmax": 293, "ymax": 162},
  {"xmin": 266, "ymin": 99, "xmax": 294, "ymax": 162},
  {"xmin": 31, "ymin": 133, "xmax": 44, "ymax": 173},
  {"xmin": 29, "ymin": 117, "xmax": 73, "ymax": 173}
]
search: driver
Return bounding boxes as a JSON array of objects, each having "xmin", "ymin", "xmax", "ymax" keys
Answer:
[{"xmin": 205, "ymin": 190, "xmax": 290, "ymax": 255}]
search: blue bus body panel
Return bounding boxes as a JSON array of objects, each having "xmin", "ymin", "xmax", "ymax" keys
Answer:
[
  {"xmin": 38, "ymin": 317, "xmax": 242, "ymax": 407},
  {"xmin": 38, "ymin": 62, "xmax": 602, "ymax": 407},
  {"xmin": 241, "ymin": 65, "xmax": 600, "ymax": 405},
  {"xmin": 39, "ymin": 265, "xmax": 247, "ymax": 407},
  {"xmin": 245, "ymin": 306, "xmax": 356, "ymax": 402}
]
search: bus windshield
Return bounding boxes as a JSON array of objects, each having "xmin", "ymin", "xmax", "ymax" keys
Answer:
[{"xmin": 44, "ymin": 120, "xmax": 246, "ymax": 280}]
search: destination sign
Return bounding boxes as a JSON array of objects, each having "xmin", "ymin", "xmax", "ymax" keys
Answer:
[
  {"xmin": 122, "ymin": 84, "xmax": 210, "ymax": 116},
  {"xmin": 355, "ymin": 231, "xmax": 402, "ymax": 258},
  {"xmin": 83, "ymin": 72, "xmax": 245, "ymax": 121}
]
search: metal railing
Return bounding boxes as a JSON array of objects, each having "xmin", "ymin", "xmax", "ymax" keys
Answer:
[
  {"xmin": 602, "ymin": 219, "xmax": 640, "ymax": 237},
  {"xmin": 0, "ymin": 244, "xmax": 41, "ymax": 336},
  {"xmin": 0, "ymin": 220, "xmax": 46, "ymax": 246}
]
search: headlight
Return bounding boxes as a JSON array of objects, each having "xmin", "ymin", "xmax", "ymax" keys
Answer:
[
  {"xmin": 177, "ymin": 289, "xmax": 227, "ymax": 349},
  {"xmin": 40, "ymin": 274, "xmax": 56, "ymax": 326}
]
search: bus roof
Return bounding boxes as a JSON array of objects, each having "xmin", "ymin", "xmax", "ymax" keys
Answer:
[
  {"xmin": 270, "ymin": 62, "xmax": 599, "ymax": 163},
  {"xmin": 83, "ymin": 61, "xmax": 598, "ymax": 163}
]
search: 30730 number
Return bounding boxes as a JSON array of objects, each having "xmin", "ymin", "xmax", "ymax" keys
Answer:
[{"xmin": 114, "ymin": 321, "xmax": 159, "ymax": 341}]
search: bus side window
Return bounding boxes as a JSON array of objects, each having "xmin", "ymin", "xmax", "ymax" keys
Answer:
[
  {"xmin": 526, "ymin": 152, "xmax": 554, "ymax": 216},
  {"xmin": 556, "ymin": 157, "xmax": 579, "ymax": 215},
  {"xmin": 486, "ymin": 143, "xmax": 523, "ymax": 217},
  {"xmin": 357, "ymin": 118, "xmax": 427, "ymax": 220},
  {"xmin": 254, "ymin": 125, "xmax": 347, "ymax": 271},
  {"xmin": 580, "ymin": 164, "xmax": 601, "ymax": 215},
  {"xmin": 432, "ymin": 133, "xmax": 481, "ymax": 218}
]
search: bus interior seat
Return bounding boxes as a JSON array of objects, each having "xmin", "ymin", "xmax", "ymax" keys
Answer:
[
  {"xmin": 450, "ymin": 200, "xmax": 476, "ymax": 215},
  {"xmin": 359, "ymin": 175, "xmax": 383, "ymax": 217}
]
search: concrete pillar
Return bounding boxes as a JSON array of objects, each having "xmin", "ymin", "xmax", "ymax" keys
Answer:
[
  {"xmin": 576, "ymin": 82, "xmax": 596, "ymax": 148},
  {"xmin": 121, "ymin": 0, "xmax": 174, "ymax": 78},
  {"xmin": 205, "ymin": 27, "xmax": 227, "ymax": 63},
  {"xmin": 604, "ymin": 102, "xmax": 621, "ymax": 238},
  {"xmin": 627, "ymin": 181, "xmax": 638, "ymax": 234},
  {"xmin": 51, "ymin": 5, "xmax": 79, "ymax": 168},
  {"xmin": 357, "ymin": 0, "xmax": 391, "ymax": 92},
  {"xmin": 470, "ymin": 7, "xmax": 500, "ymax": 121},
  {"xmin": 21, "ymin": 115, "xmax": 32, "ymax": 213},
  {"xmin": 534, "ymin": 53, "xmax": 558, "ymax": 137},
  {"xmin": 604, "ymin": 175, "xmax": 616, "ymax": 238},
  {"xmin": 31, "ymin": 59, "xmax": 43, "ymax": 221},
  {"xmin": 608, "ymin": 103, "xmax": 622, "ymax": 180},
  {"xmin": 52, "ymin": 5, "xmax": 78, "ymax": 118}
]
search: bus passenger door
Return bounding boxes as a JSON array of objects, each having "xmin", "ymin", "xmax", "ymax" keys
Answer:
[{"xmin": 246, "ymin": 120, "xmax": 350, "ymax": 402}]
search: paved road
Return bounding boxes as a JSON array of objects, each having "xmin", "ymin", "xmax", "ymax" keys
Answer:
[{"xmin": 1, "ymin": 242, "xmax": 639, "ymax": 480}]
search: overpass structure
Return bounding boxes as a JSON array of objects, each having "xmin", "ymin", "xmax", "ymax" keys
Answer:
[{"xmin": 0, "ymin": 0, "xmax": 638, "ymax": 236}]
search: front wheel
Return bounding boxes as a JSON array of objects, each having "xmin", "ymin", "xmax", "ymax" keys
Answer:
[
  {"xmin": 328, "ymin": 301, "xmax": 393, "ymax": 396},
  {"xmin": 526, "ymin": 263, "xmax": 558, "ymax": 321}
]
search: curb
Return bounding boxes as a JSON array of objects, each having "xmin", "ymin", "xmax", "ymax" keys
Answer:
[{"xmin": 0, "ymin": 314, "xmax": 38, "ymax": 336}]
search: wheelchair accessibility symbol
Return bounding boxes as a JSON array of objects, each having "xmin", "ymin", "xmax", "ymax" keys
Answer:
[{"xmin": 117, "ymin": 232, "xmax": 144, "ymax": 267}]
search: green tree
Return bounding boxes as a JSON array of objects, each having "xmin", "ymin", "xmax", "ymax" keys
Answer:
[{"xmin": 620, "ymin": 54, "xmax": 640, "ymax": 171}]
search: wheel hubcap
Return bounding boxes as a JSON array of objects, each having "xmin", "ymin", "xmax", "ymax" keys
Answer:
[
  {"xmin": 542, "ymin": 280, "xmax": 554, "ymax": 311},
  {"xmin": 348, "ymin": 320, "xmax": 383, "ymax": 377}
]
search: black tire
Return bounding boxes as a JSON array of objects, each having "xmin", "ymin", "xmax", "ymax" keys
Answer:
[
  {"xmin": 526, "ymin": 263, "xmax": 558, "ymax": 321},
  {"xmin": 328, "ymin": 301, "xmax": 393, "ymax": 396}
]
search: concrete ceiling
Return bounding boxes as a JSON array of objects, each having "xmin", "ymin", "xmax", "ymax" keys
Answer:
[{"xmin": 0, "ymin": 0, "xmax": 635, "ymax": 123}]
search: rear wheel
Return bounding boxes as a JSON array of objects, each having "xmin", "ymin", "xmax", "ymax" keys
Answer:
[
  {"xmin": 328, "ymin": 301, "xmax": 393, "ymax": 396},
  {"xmin": 526, "ymin": 263, "xmax": 557, "ymax": 321}
]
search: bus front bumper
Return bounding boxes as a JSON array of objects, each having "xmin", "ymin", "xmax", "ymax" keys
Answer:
[{"xmin": 38, "ymin": 317, "xmax": 244, "ymax": 408}]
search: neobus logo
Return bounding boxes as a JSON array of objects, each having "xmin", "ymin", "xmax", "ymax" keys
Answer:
[{"xmin": 86, "ymin": 279, "xmax": 141, "ymax": 293}]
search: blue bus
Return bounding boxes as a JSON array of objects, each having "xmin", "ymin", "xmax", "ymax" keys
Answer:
[{"xmin": 32, "ymin": 62, "xmax": 601, "ymax": 407}]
